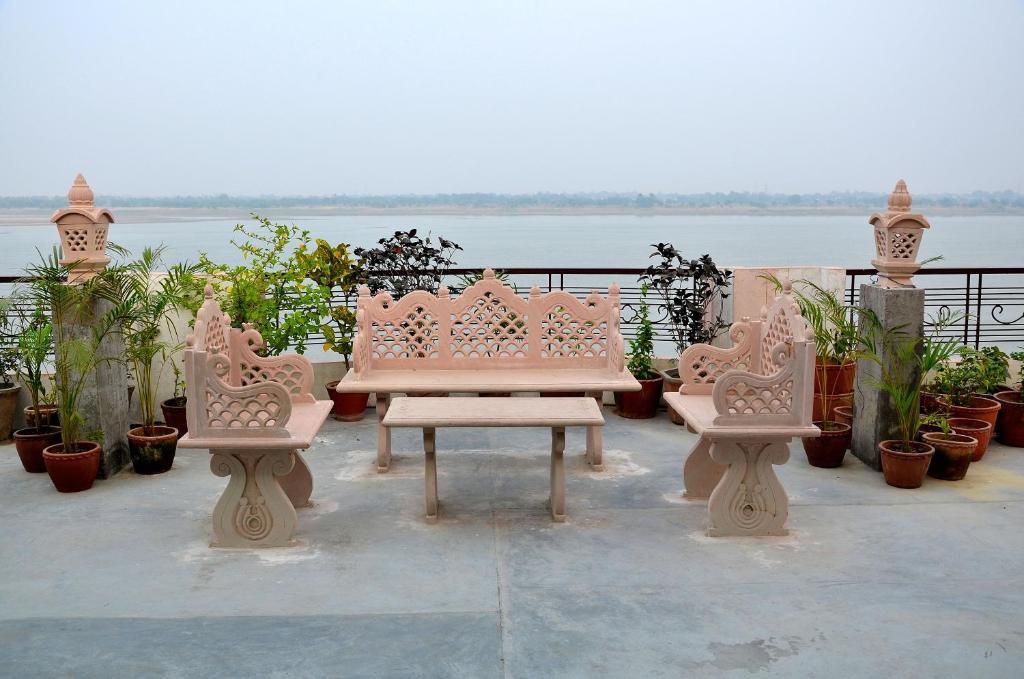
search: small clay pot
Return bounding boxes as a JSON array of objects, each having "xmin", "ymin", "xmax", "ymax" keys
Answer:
[
  {"xmin": 802, "ymin": 421, "xmax": 851, "ymax": 467},
  {"xmin": 812, "ymin": 391, "xmax": 853, "ymax": 423},
  {"xmin": 922, "ymin": 432, "xmax": 976, "ymax": 481},
  {"xmin": 127, "ymin": 425, "xmax": 179, "ymax": 475},
  {"xmin": 0, "ymin": 384, "xmax": 20, "ymax": 441},
  {"xmin": 161, "ymin": 397, "xmax": 188, "ymax": 438},
  {"xmin": 614, "ymin": 375, "xmax": 664, "ymax": 420},
  {"xmin": 24, "ymin": 404, "xmax": 59, "ymax": 428},
  {"xmin": 879, "ymin": 440, "xmax": 934, "ymax": 489},
  {"xmin": 993, "ymin": 391, "xmax": 1024, "ymax": 447},
  {"xmin": 943, "ymin": 395, "xmax": 1001, "ymax": 429},
  {"xmin": 833, "ymin": 405, "xmax": 854, "ymax": 427},
  {"xmin": 660, "ymin": 368, "xmax": 686, "ymax": 426},
  {"xmin": 814, "ymin": 360, "xmax": 856, "ymax": 395},
  {"xmin": 13, "ymin": 425, "xmax": 62, "ymax": 473},
  {"xmin": 42, "ymin": 441, "xmax": 101, "ymax": 493},
  {"xmin": 325, "ymin": 381, "xmax": 370, "ymax": 421},
  {"xmin": 947, "ymin": 417, "xmax": 993, "ymax": 461}
]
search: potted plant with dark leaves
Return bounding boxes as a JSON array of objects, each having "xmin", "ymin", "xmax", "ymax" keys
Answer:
[
  {"xmin": 22, "ymin": 248, "xmax": 124, "ymax": 492},
  {"xmin": 860, "ymin": 314, "xmax": 963, "ymax": 489},
  {"xmin": 11, "ymin": 309, "xmax": 60, "ymax": 472},
  {"xmin": 614, "ymin": 285, "xmax": 663, "ymax": 418},
  {"xmin": 993, "ymin": 349, "xmax": 1024, "ymax": 447},
  {"xmin": 639, "ymin": 244, "xmax": 731, "ymax": 424},
  {"xmin": 933, "ymin": 347, "xmax": 1002, "ymax": 430},
  {"xmin": 355, "ymin": 229, "xmax": 462, "ymax": 299},
  {"xmin": 295, "ymin": 238, "xmax": 370, "ymax": 420}
]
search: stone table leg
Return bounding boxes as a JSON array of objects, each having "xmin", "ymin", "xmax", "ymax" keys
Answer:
[
  {"xmin": 683, "ymin": 436, "xmax": 726, "ymax": 500},
  {"xmin": 209, "ymin": 449, "xmax": 298, "ymax": 548},
  {"xmin": 278, "ymin": 449, "xmax": 313, "ymax": 508},
  {"xmin": 376, "ymin": 392, "xmax": 392, "ymax": 472},
  {"xmin": 550, "ymin": 426, "xmax": 566, "ymax": 522},
  {"xmin": 423, "ymin": 427, "xmax": 438, "ymax": 522},
  {"xmin": 585, "ymin": 391, "xmax": 604, "ymax": 470},
  {"xmin": 707, "ymin": 439, "xmax": 790, "ymax": 537}
]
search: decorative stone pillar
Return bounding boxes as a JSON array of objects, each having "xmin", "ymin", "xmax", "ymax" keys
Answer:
[
  {"xmin": 852, "ymin": 181, "xmax": 928, "ymax": 470},
  {"xmin": 50, "ymin": 174, "xmax": 113, "ymax": 283},
  {"xmin": 50, "ymin": 175, "xmax": 130, "ymax": 478}
]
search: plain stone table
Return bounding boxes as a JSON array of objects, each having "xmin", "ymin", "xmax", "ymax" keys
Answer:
[{"xmin": 382, "ymin": 396, "xmax": 604, "ymax": 522}]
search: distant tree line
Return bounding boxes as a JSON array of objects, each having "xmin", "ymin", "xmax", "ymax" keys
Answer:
[{"xmin": 2, "ymin": 190, "xmax": 1023, "ymax": 210}]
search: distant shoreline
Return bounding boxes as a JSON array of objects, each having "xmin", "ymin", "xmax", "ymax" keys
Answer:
[{"xmin": 2, "ymin": 205, "xmax": 1023, "ymax": 225}]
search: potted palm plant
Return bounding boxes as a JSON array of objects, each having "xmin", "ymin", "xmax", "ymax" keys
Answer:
[
  {"xmin": 294, "ymin": 238, "xmax": 370, "ymax": 420},
  {"xmin": 614, "ymin": 285, "xmax": 663, "ymax": 419},
  {"xmin": 11, "ymin": 309, "xmax": 61, "ymax": 472},
  {"xmin": 993, "ymin": 350, "xmax": 1024, "ymax": 447},
  {"xmin": 639, "ymin": 244, "xmax": 732, "ymax": 424},
  {"xmin": 860, "ymin": 315, "xmax": 963, "ymax": 489},
  {"xmin": 113, "ymin": 247, "xmax": 202, "ymax": 474},
  {"xmin": 22, "ymin": 248, "xmax": 124, "ymax": 492}
]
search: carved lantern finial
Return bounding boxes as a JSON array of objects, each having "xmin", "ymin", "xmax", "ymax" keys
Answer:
[
  {"xmin": 50, "ymin": 174, "xmax": 115, "ymax": 283},
  {"xmin": 869, "ymin": 179, "xmax": 930, "ymax": 288}
]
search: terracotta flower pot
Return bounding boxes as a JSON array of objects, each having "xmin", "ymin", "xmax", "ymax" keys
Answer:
[
  {"xmin": 812, "ymin": 391, "xmax": 853, "ymax": 423},
  {"xmin": 127, "ymin": 425, "xmax": 179, "ymax": 475},
  {"xmin": 942, "ymin": 395, "xmax": 1001, "ymax": 429},
  {"xmin": 919, "ymin": 391, "xmax": 947, "ymax": 416},
  {"xmin": 660, "ymin": 368, "xmax": 687, "ymax": 426},
  {"xmin": 814, "ymin": 360, "xmax": 856, "ymax": 395},
  {"xmin": 833, "ymin": 405, "xmax": 854, "ymax": 427},
  {"xmin": 24, "ymin": 404, "xmax": 59, "ymax": 428},
  {"xmin": 614, "ymin": 375, "xmax": 664, "ymax": 419},
  {"xmin": 161, "ymin": 397, "xmax": 188, "ymax": 438},
  {"xmin": 0, "ymin": 384, "xmax": 20, "ymax": 441},
  {"xmin": 802, "ymin": 421, "xmax": 851, "ymax": 467},
  {"xmin": 13, "ymin": 425, "xmax": 62, "ymax": 473},
  {"xmin": 42, "ymin": 441, "xmax": 101, "ymax": 493},
  {"xmin": 947, "ymin": 417, "xmax": 993, "ymax": 461},
  {"xmin": 325, "ymin": 381, "xmax": 370, "ymax": 421},
  {"xmin": 993, "ymin": 391, "xmax": 1024, "ymax": 447},
  {"xmin": 879, "ymin": 440, "xmax": 934, "ymax": 489},
  {"xmin": 922, "ymin": 432, "xmax": 976, "ymax": 481}
]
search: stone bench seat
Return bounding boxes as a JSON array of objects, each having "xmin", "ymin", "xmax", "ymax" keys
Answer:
[
  {"xmin": 383, "ymin": 396, "xmax": 604, "ymax": 522},
  {"xmin": 340, "ymin": 269, "xmax": 639, "ymax": 474},
  {"xmin": 665, "ymin": 392, "xmax": 819, "ymax": 441},
  {"xmin": 179, "ymin": 401, "xmax": 332, "ymax": 450}
]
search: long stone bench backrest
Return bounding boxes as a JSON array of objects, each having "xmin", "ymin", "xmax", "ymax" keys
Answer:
[
  {"xmin": 350, "ymin": 269, "xmax": 625, "ymax": 376},
  {"xmin": 183, "ymin": 285, "xmax": 317, "ymax": 440},
  {"xmin": 680, "ymin": 283, "xmax": 815, "ymax": 428}
]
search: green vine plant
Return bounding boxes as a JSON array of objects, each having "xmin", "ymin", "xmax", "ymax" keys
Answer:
[
  {"xmin": 929, "ymin": 346, "xmax": 1010, "ymax": 406},
  {"xmin": 199, "ymin": 215, "xmax": 332, "ymax": 355},
  {"xmin": 18, "ymin": 248, "xmax": 130, "ymax": 452},
  {"xmin": 0, "ymin": 296, "xmax": 20, "ymax": 389},
  {"xmin": 108, "ymin": 246, "xmax": 203, "ymax": 435},
  {"xmin": 859, "ymin": 309, "xmax": 966, "ymax": 453},
  {"xmin": 627, "ymin": 285, "xmax": 657, "ymax": 380},
  {"xmin": 294, "ymin": 239, "xmax": 364, "ymax": 369}
]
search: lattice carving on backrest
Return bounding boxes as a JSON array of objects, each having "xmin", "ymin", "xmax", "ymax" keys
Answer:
[
  {"xmin": 713, "ymin": 342, "xmax": 798, "ymax": 419},
  {"xmin": 232, "ymin": 327, "xmax": 315, "ymax": 403},
  {"xmin": 188, "ymin": 284, "xmax": 231, "ymax": 356},
  {"xmin": 368, "ymin": 291, "xmax": 442, "ymax": 363},
  {"xmin": 758, "ymin": 285, "xmax": 808, "ymax": 376},
  {"xmin": 681, "ymin": 321, "xmax": 755, "ymax": 385},
  {"xmin": 449, "ymin": 277, "xmax": 530, "ymax": 361},
  {"xmin": 539, "ymin": 290, "xmax": 610, "ymax": 362}
]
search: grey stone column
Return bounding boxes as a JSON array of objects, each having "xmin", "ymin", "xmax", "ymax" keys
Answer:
[
  {"xmin": 851, "ymin": 284, "xmax": 925, "ymax": 470},
  {"xmin": 56, "ymin": 297, "xmax": 130, "ymax": 479}
]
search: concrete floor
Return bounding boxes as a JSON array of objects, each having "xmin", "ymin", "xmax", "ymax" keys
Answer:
[{"xmin": 1, "ymin": 409, "xmax": 1023, "ymax": 678}]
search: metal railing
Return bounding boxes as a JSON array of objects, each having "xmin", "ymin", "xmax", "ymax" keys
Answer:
[{"xmin": 4, "ymin": 266, "xmax": 1023, "ymax": 354}]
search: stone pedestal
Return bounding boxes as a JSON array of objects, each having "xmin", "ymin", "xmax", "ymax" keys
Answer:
[
  {"xmin": 851, "ymin": 284, "xmax": 925, "ymax": 470},
  {"xmin": 56, "ymin": 298, "xmax": 130, "ymax": 479}
]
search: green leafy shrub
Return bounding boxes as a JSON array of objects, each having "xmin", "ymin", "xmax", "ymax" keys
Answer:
[{"xmin": 627, "ymin": 285, "xmax": 657, "ymax": 380}]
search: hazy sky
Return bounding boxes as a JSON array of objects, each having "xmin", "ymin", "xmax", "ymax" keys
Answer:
[{"xmin": 1, "ymin": 0, "xmax": 1022, "ymax": 196}]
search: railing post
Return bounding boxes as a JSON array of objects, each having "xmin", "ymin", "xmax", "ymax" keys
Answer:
[
  {"xmin": 963, "ymin": 273, "xmax": 972, "ymax": 345},
  {"xmin": 974, "ymin": 272, "xmax": 984, "ymax": 348}
]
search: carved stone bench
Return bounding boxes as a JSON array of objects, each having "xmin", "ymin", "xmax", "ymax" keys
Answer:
[
  {"xmin": 336, "ymin": 269, "xmax": 639, "ymax": 473},
  {"xmin": 382, "ymin": 396, "xmax": 604, "ymax": 522},
  {"xmin": 179, "ymin": 286, "xmax": 332, "ymax": 548},
  {"xmin": 664, "ymin": 283, "xmax": 819, "ymax": 537}
]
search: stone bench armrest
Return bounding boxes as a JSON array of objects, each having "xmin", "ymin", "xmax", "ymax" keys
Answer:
[{"xmin": 678, "ymin": 320, "xmax": 757, "ymax": 395}]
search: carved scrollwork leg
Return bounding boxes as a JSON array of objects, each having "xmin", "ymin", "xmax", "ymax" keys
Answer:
[
  {"xmin": 376, "ymin": 393, "xmax": 392, "ymax": 473},
  {"xmin": 209, "ymin": 449, "xmax": 298, "ymax": 548},
  {"xmin": 550, "ymin": 427, "xmax": 566, "ymax": 522},
  {"xmin": 683, "ymin": 436, "xmax": 726, "ymax": 500},
  {"xmin": 706, "ymin": 440, "xmax": 790, "ymax": 537},
  {"xmin": 278, "ymin": 449, "xmax": 313, "ymax": 508}
]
